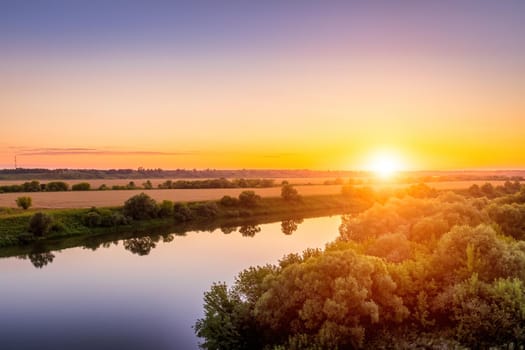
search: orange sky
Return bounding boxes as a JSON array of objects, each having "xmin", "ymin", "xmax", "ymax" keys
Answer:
[{"xmin": 1, "ymin": 2, "xmax": 524, "ymax": 170}]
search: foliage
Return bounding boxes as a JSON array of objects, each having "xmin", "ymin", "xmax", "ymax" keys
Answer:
[
  {"xmin": 157, "ymin": 200, "xmax": 174, "ymax": 218},
  {"xmin": 173, "ymin": 202, "xmax": 194, "ymax": 222},
  {"xmin": 16, "ymin": 196, "xmax": 32, "ymax": 210},
  {"xmin": 71, "ymin": 182, "xmax": 91, "ymax": 191},
  {"xmin": 220, "ymin": 195, "xmax": 239, "ymax": 207},
  {"xmin": 281, "ymin": 184, "xmax": 301, "ymax": 201},
  {"xmin": 45, "ymin": 181, "xmax": 69, "ymax": 191},
  {"xmin": 158, "ymin": 178, "xmax": 274, "ymax": 189},
  {"xmin": 28, "ymin": 212, "xmax": 53, "ymax": 237},
  {"xmin": 82, "ymin": 207, "xmax": 130, "ymax": 227},
  {"xmin": 123, "ymin": 193, "xmax": 158, "ymax": 220},
  {"xmin": 196, "ymin": 191, "xmax": 525, "ymax": 349},
  {"xmin": 238, "ymin": 191, "xmax": 261, "ymax": 208},
  {"xmin": 193, "ymin": 202, "xmax": 219, "ymax": 219}
]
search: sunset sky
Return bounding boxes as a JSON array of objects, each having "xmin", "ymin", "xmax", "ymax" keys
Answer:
[{"xmin": 1, "ymin": 1, "xmax": 524, "ymax": 170}]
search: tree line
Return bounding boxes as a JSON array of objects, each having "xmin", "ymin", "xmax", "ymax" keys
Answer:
[{"xmin": 0, "ymin": 178, "xmax": 277, "ymax": 193}]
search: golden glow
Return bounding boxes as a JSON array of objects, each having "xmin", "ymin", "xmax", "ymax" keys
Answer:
[{"xmin": 365, "ymin": 151, "xmax": 405, "ymax": 179}]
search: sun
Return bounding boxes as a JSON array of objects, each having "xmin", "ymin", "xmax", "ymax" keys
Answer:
[{"xmin": 366, "ymin": 151, "xmax": 404, "ymax": 179}]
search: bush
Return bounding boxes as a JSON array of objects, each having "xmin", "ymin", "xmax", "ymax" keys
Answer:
[
  {"xmin": 98, "ymin": 184, "xmax": 110, "ymax": 191},
  {"xmin": 45, "ymin": 181, "xmax": 69, "ymax": 191},
  {"xmin": 173, "ymin": 203, "xmax": 193, "ymax": 222},
  {"xmin": 157, "ymin": 200, "xmax": 174, "ymax": 218},
  {"xmin": 238, "ymin": 191, "xmax": 261, "ymax": 207},
  {"xmin": 28, "ymin": 212, "xmax": 53, "ymax": 237},
  {"xmin": 83, "ymin": 211, "xmax": 102, "ymax": 227},
  {"xmin": 72, "ymin": 182, "xmax": 91, "ymax": 191},
  {"xmin": 21, "ymin": 181, "xmax": 41, "ymax": 192},
  {"xmin": 123, "ymin": 193, "xmax": 158, "ymax": 220},
  {"xmin": 220, "ymin": 195, "xmax": 239, "ymax": 207},
  {"xmin": 281, "ymin": 184, "xmax": 301, "ymax": 201},
  {"xmin": 110, "ymin": 213, "xmax": 131, "ymax": 225},
  {"xmin": 193, "ymin": 202, "xmax": 219, "ymax": 218},
  {"xmin": 83, "ymin": 207, "xmax": 131, "ymax": 227},
  {"xmin": 15, "ymin": 196, "xmax": 32, "ymax": 210}
]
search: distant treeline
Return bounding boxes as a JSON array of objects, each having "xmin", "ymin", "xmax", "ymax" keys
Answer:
[
  {"xmin": 0, "ymin": 178, "xmax": 276, "ymax": 193},
  {"xmin": 1, "ymin": 167, "xmax": 524, "ymax": 182},
  {"xmin": 0, "ymin": 181, "xmax": 71, "ymax": 193},
  {"xmin": 0, "ymin": 168, "xmax": 366, "ymax": 180},
  {"xmin": 157, "ymin": 178, "xmax": 275, "ymax": 189}
]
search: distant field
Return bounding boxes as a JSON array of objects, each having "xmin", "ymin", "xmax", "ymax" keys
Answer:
[
  {"xmin": 0, "ymin": 180, "xmax": 512, "ymax": 209},
  {"xmin": 0, "ymin": 185, "xmax": 343, "ymax": 208}
]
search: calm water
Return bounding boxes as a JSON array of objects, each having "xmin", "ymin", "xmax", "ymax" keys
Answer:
[{"xmin": 0, "ymin": 215, "xmax": 341, "ymax": 349}]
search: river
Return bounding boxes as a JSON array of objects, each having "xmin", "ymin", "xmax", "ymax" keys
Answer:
[{"xmin": 0, "ymin": 215, "xmax": 342, "ymax": 349}]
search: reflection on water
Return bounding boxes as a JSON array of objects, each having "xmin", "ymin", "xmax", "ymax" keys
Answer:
[
  {"xmin": 281, "ymin": 218, "xmax": 304, "ymax": 235},
  {"xmin": 11, "ymin": 216, "xmax": 310, "ymax": 268},
  {"xmin": 239, "ymin": 224, "xmax": 261, "ymax": 237},
  {"xmin": 17, "ymin": 251, "xmax": 56, "ymax": 268},
  {"xmin": 0, "ymin": 215, "xmax": 341, "ymax": 349}
]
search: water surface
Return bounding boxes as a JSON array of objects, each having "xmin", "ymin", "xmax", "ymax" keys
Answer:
[{"xmin": 0, "ymin": 215, "xmax": 341, "ymax": 349}]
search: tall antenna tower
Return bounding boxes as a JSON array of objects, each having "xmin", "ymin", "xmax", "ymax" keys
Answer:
[{"xmin": 14, "ymin": 156, "xmax": 17, "ymax": 169}]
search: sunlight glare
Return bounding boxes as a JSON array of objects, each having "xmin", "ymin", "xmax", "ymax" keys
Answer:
[{"xmin": 366, "ymin": 151, "xmax": 404, "ymax": 179}]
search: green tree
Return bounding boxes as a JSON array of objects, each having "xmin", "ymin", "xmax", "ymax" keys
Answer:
[
  {"xmin": 28, "ymin": 212, "xmax": 53, "ymax": 236},
  {"xmin": 123, "ymin": 193, "xmax": 158, "ymax": 220},
  {"xmin": 238, "ymin": 191, "xmax": 261, "ymax": 207},
  {"xmin": 16, "ymin": 196, "xmax": 32, "ymax": 210},
  {"xmin": 281, "ymin": 184, "xmax": 301, "ymax": 201}
]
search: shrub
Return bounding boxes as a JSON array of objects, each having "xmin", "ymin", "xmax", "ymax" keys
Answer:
[
  {"xmin": 72, "ymin": 182, "xmax": 91, "ymax": 191},
  {"xmin": 28, "ymin": 212, "xmax": 53, "ymax": 237},
  {"xmin": 98, "ymin": 184, "xmax": 110, "ymax": 191},
  {"xmin": 45, "ymin": 181, "xmax": 69, "ymax": 191},
  {"xmin": 22, "ymin": 181, "xmax": 41, "ymax": 192},
  {"xmin": 220, "ymin": 195, "xmax": 239, "ymax": 207},
  {"xmin": 123, "ymin": 193, "xmax": 158, "ymax": 220},
  {"xmin": 158, "ymin": 200, "xmax": 174, "ymax": 218},
  {"xmin": 281, "ymin": 184, "xmax": 301, "ymax": 201},
  {"xmin": 15, "ymin": 196, "xmax": 32, "ymax": 210},
  {"xmin": 193, "ymin": 202, "xmax": 219, "ymax": 218},
  {"xmin": 110, "ymin": 213, "xmax": 131, "ymax": 225},
  {"xmin": 173, "ymin": 203, "xmax": 193, "ymax": 222},
  {"xmin": 83, "ymin": 211, "xmax": 102, "ymax": 227},
  {"xmin": 238, "ymin": 191, "xmax": 261, "ymax": 207}
]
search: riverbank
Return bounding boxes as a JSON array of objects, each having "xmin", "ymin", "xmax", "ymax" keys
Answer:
[{"xmin": 0, "ymin": 194, "xmax": 367, "ymax": 252}]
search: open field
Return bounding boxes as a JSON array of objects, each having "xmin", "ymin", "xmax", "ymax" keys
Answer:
[
  {"xmin": 0, "ymin": 177, "xmax": 346, "ymax": 187},
  {"xmin": 0, "ymin": 185, "xmax": 343, "ymax": 208},
  {"xmin": 0, "ymin": 180, "xmax": 513, "ymax": 208}
]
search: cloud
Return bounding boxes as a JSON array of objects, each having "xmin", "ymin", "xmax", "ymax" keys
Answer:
[{"xmin": 16, "ymin": 148, "xmax": 194, "ymax": 157}]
